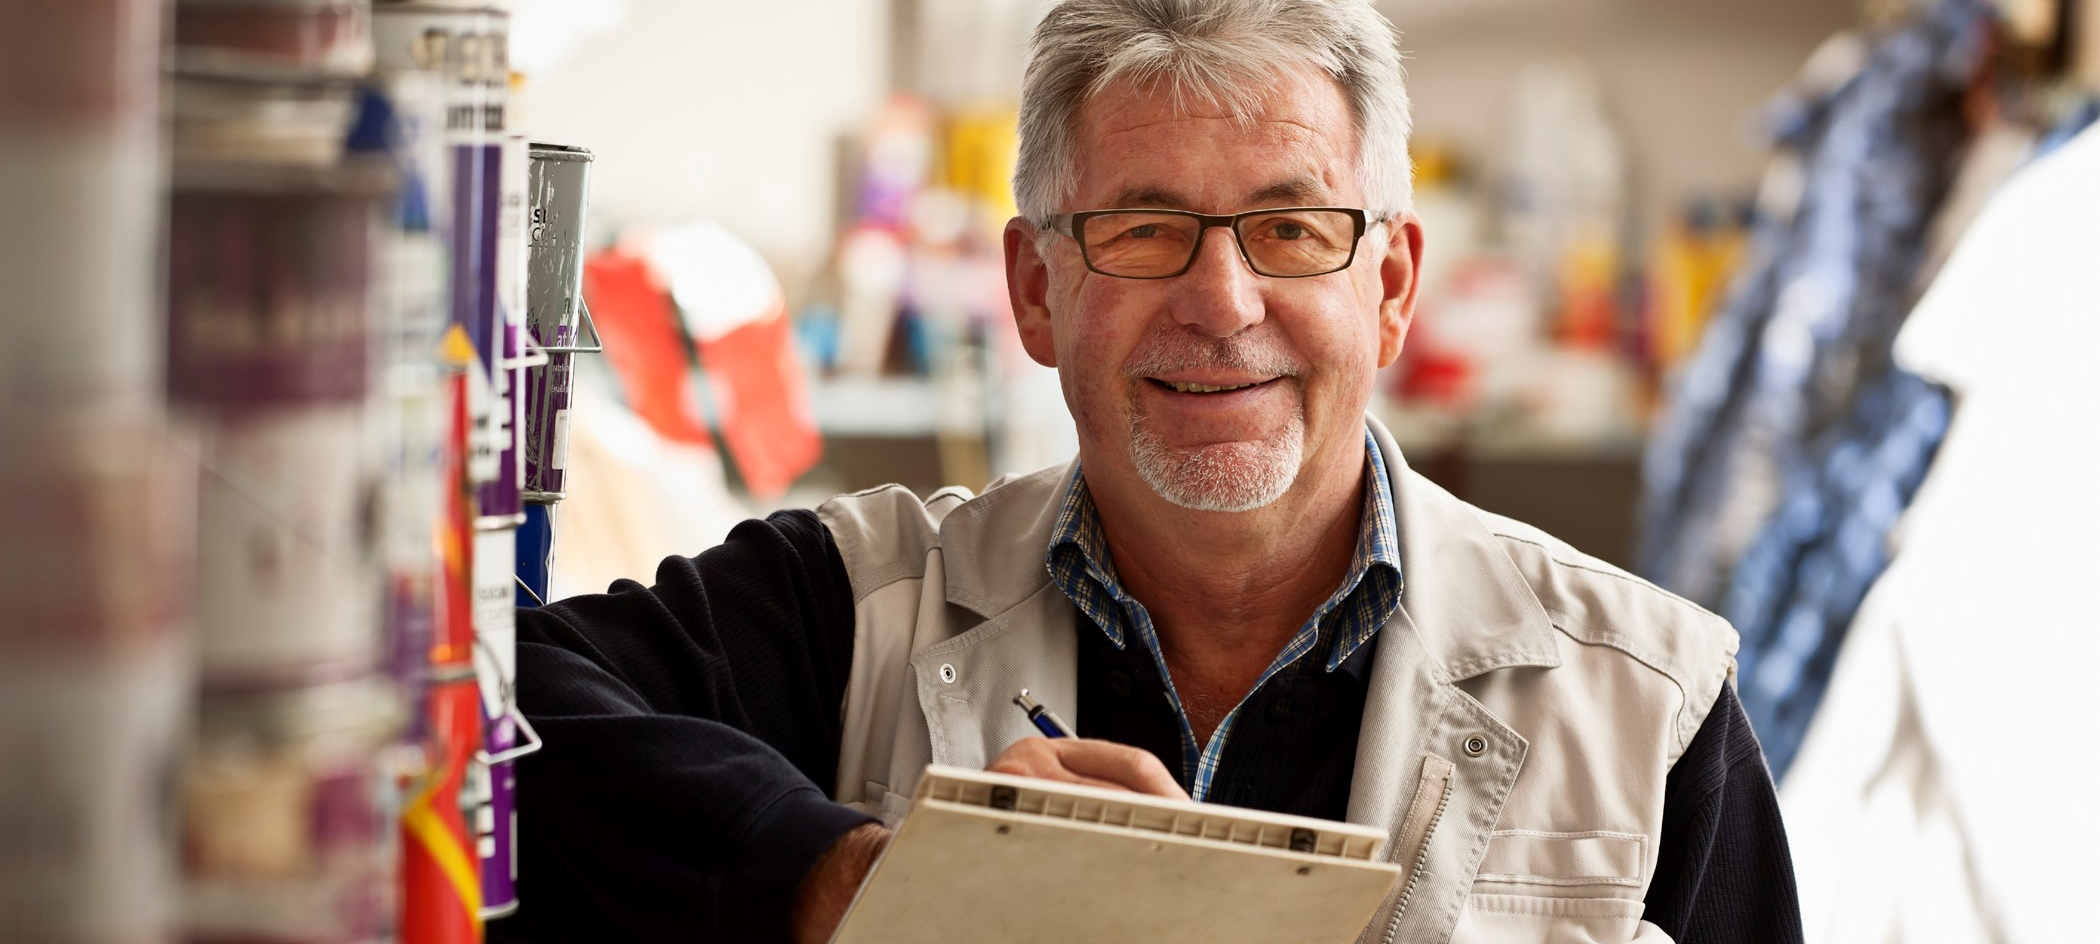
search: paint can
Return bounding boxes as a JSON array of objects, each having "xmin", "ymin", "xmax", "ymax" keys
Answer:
[
  {"xmin": 399, "ymin": 667, "xmax": 482, "ymax": 944},
  {"xmin": 174, "ymin": 0, "xmax": 375, "ymax": 76},
  {"xmin": 181, "ymin": 679, "xmax": 403, "ymax": 944},
  {"xmin": 0, "ymin": 637, "xmax": 191, "ymax": 944},
  {"xmin": 521, "ymin": 142, "xmax": 598, "ymax": 503},
  {"xmin": 467, "ymin": 525, "xmax": 537, "ymax": 917},
  {"xmin": 371, "ymin": 5, "xmax": 519, "ymax": 528},
  {"xmin": 394, "ymin": 364, "xmax": 484, "ymax": 944},
  {"xmin": 354, "ymin": 71, "xmax": 451, "ymax": 731},
  {"xmin": 0, "ymin": 0, "xmax": 166, "ymax": 411},
  {"xmin": 0, "ymin": 2, "xmax": 184, "ymax": 937},
  {"xmin": 192, "ymin": 405, "xmax": 386, "ymax": 689},
  {"xmin": 167, "ymin": 146, "xmax": 391, "ymax": 409},
  {"xmin": 476, "ymin": 132, "xmax": 534, "ymax": 528},
  {"xmin": 0, "ymin": 408, "xmax": 194, "ymax": 943}
]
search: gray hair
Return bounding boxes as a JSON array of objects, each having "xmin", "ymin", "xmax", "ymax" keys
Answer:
[{"xmin": 1014, "ymin": 0, "xmax": 1414, "ymax": 225}]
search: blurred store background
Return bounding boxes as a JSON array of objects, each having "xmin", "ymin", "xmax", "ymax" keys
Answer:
[{"xmin": 1, "ymin": 0, "xmax": 2095, "ymax": 942}]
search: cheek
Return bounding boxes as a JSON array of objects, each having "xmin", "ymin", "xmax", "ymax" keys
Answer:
[{"xmin": 1054, "ymin": 284, "xmax": 1143, "ymax": 427}]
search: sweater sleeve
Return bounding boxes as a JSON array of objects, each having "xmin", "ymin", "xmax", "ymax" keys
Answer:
[
  {"xmin": 490, "ymin": 510, "xmax": 873, "ymax": 944},
  {"xmin": 1643, "ymin": 682, "xmax": 1805, "ymax": 943}
]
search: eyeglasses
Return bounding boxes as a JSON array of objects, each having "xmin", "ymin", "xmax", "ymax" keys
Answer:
[{"xmin": 1045, "ymin": 206, "xmax": 1373, "ymax": 279}]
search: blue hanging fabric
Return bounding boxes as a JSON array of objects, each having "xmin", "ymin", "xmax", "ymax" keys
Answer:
[
  {"xmin": 1725, "ymin": 98, "xmax": 2100, "ymax": 781},
  {"xmin": 1638, "ymin": 0, "xmax": 1993, "ymax": 608},
  {"xmin": 1719, "ymin": 369, "xmax": 1950, "ymax": 779}
]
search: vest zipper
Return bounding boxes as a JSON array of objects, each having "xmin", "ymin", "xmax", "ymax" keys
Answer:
[{"xmin": 1380, "ymin": 769, "xmax": 1454, "ymax": 944}]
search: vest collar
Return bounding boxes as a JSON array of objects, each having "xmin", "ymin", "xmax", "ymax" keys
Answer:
[
  {"xmin": 935, "ymin": 415, "xmax": 1561, "ymax": 681},
  {"xmin": 1369, "ymin": 417, "xmax": 1562, "ymax": 681}
]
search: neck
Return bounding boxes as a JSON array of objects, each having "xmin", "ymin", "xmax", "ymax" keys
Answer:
[{"xmin": 1086, "ymin": 432, "xmax": 1367, "ymax": 686}]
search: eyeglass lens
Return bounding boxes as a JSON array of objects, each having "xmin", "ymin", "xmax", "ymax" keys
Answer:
[{"xmin": 1079, "ymin": 209, "xmax": 1358, "ymax": 277}]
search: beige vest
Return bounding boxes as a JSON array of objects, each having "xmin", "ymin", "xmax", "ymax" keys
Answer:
[{"xmin": 816, "ymin": 416, "xmax": 1738, "ymax": 944}]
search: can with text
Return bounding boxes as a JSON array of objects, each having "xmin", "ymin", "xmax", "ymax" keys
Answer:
[{"xmin": 521, "ymin": 142, "xmax": 597, "ymax": 503}]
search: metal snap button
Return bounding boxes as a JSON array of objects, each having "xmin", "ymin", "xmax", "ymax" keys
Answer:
[
  {"xmin": 1462, "ymin": 735, "xmax": 1487, "ymax": 757},
  {"xmin": 938, "ymin": 663, "xmax": 957, "ymax": 684}
]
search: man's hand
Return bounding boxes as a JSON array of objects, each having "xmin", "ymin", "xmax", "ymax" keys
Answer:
[
  {"xmin": 987, "ymin": 737, "xmax": 1189, "ymax": 799},
  {"xmin": 789, "ymin": 741, "xmax": 1181, "ymax": 943},
  {"xmin": 790, "ymin": 821, "xmax": 889, "ymax": 944}
]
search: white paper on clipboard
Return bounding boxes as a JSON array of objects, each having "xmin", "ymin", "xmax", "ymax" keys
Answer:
[{"xmin": 829, "ymin": 765, "xmax": 1404, "ymax": 944}]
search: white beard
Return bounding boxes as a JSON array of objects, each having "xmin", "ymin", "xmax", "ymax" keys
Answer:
[{"xmin": 1127, "ymin": 404, "xmax": 1304, "ymax": 512}]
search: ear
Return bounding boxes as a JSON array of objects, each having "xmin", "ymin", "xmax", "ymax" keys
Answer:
[
  {"xmin": 1004, "ymin": 217, "xmax": 1059, "ymax": 368},
  {"xmin": 1375, "ymin": 214, "xmax": 1424, "ymax": 369}
]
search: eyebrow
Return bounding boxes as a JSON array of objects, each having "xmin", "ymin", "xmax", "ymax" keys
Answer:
[
  {"xmin": 1246, "ymin": 176, "xmax": 1331, "ymax": 206},
  {"xmin": 1108, "ymin": 184, "xmax": 1191, "ymax": 209},
  {"xmin": 1105, "ymin": 177, "xmax": 1334, "ymax": 211}
]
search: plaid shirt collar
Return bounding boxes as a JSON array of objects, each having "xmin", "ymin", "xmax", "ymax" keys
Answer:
[
  {"xmin": 1043, "ymin": 428, "xmax": 1403, "ymax": 798},
  {"xmin": 1045, "ymin": 428, "xmax": 1403, "ymax": 674}
]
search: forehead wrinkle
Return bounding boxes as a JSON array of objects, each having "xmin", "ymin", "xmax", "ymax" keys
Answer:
[
  {"xmin": 1108, "ymin": 184, "xmax": 1192, "ymax": 209},
  {"xmin": 1246, "ymin": 175, "xmax": 1332, "ymax": 206},
  {"xmin": 1102, "ymin": 176, "xmax": 1333, "ymax": 213},
  {"xmin": 1071, "ymin": 70, "xmax": 1363, "ymax": 213}
]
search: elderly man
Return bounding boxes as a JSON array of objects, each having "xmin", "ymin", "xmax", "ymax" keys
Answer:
[{"xmin": 499, "ymin": 1, "xmax": 1800, "ymax": 942}]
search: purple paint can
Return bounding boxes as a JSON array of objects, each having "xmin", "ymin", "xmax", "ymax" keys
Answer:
[
  {"xmin": 468, "ymin": 526, "xmax": 536, "ymax": 918},
  {"xmin": 521, "ymin": 142, "xmax": 598, "ymax": 504},
  {"xmin": 476, "ymin": 133, "xmax": 531, "ymax": 528},
  {"xmin": 371, "ymin": 4, "xmax": 520, "ymax": 529}
]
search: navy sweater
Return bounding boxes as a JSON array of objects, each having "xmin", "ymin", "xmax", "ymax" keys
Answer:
[{"xmin": 491, "ymin": 510, "xmax": 1802, "ymax": 944}]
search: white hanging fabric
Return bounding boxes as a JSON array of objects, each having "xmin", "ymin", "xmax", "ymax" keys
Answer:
[{"xmin": 1780, "ymin": 124, "xmax": 2100, "ymax": 944}]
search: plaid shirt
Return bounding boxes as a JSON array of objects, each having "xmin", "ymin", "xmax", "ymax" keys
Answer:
[{"xmin": 1044, "ymin": 428, "xmax": 1404, "ymax": 801}]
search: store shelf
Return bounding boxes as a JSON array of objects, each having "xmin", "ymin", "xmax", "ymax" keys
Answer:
[{"xmin": 809, "ymin": 375, "xmax": 942, "ymax": 437}]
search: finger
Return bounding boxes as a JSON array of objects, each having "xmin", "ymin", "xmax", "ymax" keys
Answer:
[
  {"xmin": 1052, "ymin": 739, "xmax": 1188, "ymax": 799},
  {"xmin": 986, "ymin": 747, "xmax": 1133, "ymax": 793}
]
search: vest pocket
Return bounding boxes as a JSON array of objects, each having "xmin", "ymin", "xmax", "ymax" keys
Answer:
[{"xmin": 1474, "ymin": 830, "xmax": 1644, "ymax": 888}]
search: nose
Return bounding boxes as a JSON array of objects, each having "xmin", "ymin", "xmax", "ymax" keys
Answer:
[{"xmin": 1169, "ymin": 224, "xmax": 1264, "ymax": 337}]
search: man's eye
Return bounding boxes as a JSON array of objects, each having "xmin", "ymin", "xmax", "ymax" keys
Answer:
[
  {"xmin": 1271, "ymin": 221, "xmax": 1309, "ymax": 240},
  {"xmin": 1125, "ymin": 224, "xmax": 1162, "ymax": 239}
]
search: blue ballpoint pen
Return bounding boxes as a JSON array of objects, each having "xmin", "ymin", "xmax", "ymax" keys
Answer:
[{"xmin": 1013, "ymin": 688, "xmax": 1076, "ymax": 738}]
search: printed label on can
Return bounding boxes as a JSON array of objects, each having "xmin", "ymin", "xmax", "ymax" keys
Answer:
[
  {"xmin": 522, "ymin": 351, "xmax": 573, "ymax": 499},
  {"xmin": 167, "ymin": 183, "xmax": 381, "ymax": 408},
  {"xmin": 470, "ymin": 527, "xmax": 516, "ymax": 722},
  {"xmin": 195, "ymin": 405, "xmax": 382, "ymax": 688},
  {"xmin": 375, "ymin": 5, "xmax": 512, "ymax": 520},
  {"xmin": 550, "ymin": 408, "xmax": 570, "ymax": 472},
  {"xmin": 370, "ymin": 7, "xmax": 507, "ymax": 140},
  {"xmin": 475, "ymin": 135, "xmax": 529, "ymax": 522}
]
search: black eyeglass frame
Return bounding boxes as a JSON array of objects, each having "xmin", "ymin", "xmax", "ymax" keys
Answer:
[{"xmin": 1044, "ymin": 206, "xmax": 1376, "ymax": 280}]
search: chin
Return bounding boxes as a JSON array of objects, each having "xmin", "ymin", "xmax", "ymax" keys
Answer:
[{"xmin": 1128, "ymin": 425, "xmax": 1305, "ymax": 513}]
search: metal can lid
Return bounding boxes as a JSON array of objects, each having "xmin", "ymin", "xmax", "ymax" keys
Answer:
[{"xmin": 528, "ymin": 141, "xmax": 595, "ymax": 162}]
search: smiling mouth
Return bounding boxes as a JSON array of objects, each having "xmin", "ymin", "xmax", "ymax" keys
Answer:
[{"xmin": 1147, "ymin": 378, "xmax": 1279, "ymax": 394}]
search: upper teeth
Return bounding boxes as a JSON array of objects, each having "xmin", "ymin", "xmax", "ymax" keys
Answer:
[{"xmin": 1167, "ymin": 381, "xmax": 1258, "ymax": 393}]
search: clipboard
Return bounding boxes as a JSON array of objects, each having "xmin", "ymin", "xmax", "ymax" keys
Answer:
[{"xmin": 829, "ymin": 766, "xmax": 1403, "ymax": 944}]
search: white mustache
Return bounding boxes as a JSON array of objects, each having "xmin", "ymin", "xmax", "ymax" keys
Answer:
[{"xmin": 1120, "ymin": 327, "xmax": 1305, "ymax": 380}]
